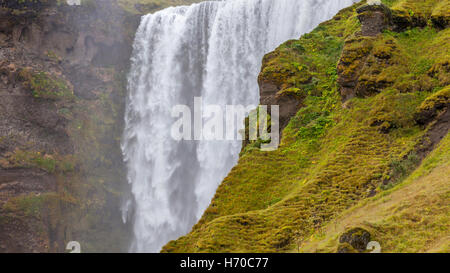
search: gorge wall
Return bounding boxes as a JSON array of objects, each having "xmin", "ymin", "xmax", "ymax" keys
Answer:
[{"xmin": 0, "ymin": 0, "xmax": 142, "ymax": 252}]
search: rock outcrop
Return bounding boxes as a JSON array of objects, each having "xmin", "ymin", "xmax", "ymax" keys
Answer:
[
  {"xmin": 390, "ymin": 0, "xmax": 450, "ymax": 31},
  {"xmin": 338, "ymin": 2, "xmax": 447, "ymax": 102},
  {"xmin": 357, "ymin": 3, "xmax": 392, "ymax": 36},
  {"xmin": 338, "ymin": 3, "xmax": 394, "ymax": 101},
  {"xmin": 337, "ymin": 228, "xmax": 371, "ymax": 253},
  {"xmin": 258, "ymin": 74, "xmax": 304, "ymax": 133},
  {"xmin": 414, "ymin": 86, "xmax": 450, "ymax": 125}
]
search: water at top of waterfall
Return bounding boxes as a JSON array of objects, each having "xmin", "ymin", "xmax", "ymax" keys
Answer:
[{"xmin": 122, "ymin": 0, "xmax": 356, "ymax": 253}]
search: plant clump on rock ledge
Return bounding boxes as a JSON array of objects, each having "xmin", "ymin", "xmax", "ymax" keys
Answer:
[{"xmin": 357, "ymin": 1, "xmax": 392, "ymax": 36}]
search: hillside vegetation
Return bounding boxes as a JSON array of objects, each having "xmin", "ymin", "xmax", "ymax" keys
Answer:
[{"xmin": 163, "ymin": 0, "xmax": 449, "ymax": 253}]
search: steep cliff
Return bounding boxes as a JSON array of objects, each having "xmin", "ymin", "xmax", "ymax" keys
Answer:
[
  {"xmin": 164, "ymin": 0, "xmax": 449, "ymax": 253},
  {"xmin": 0, "ymin": 0, "xmax": 138, "ymax": 253}
]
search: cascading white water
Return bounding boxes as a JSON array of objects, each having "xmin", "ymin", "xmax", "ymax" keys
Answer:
[{"xmin": 122, "ymin": 0, "xmax": 355, "ymax": 253}]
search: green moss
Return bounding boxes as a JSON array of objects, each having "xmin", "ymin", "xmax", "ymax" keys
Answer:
[
  {"xmin": 413, "ymin": 85, "xmax": 450, "ymax": 124},
  {"xmin": 431, "ymin": 0, "xmax": 450, "ymax": 28},
  {"xmin": 164, "ymin": 0, "xmax": 449, "ymax": 253},
  {"xmin": 417, "ymin": 85, "xmax": 450, "ymax": 112},
  {"xmin": 260, "ymin": 7, "xmax": 360, "ymax": 100},
  {"xmin": 381, "ymin": 151, "xmax": 419, "ymax": 190},
  {"xmin": 428, "ymin": 61, "xmax": 450, "ymax": 87},
  {"xmin": 2, "ymin": 191, "xmax": 77, "ymax": 219},
  {"xmin": 337, "ymin": 35, "xmax": 375, "ymax": 86},
  {"xmin": 0, "ymin": 148, "xmax": 76, "ymax": 173},
  {"xmin": 391, "ymin": 0, "xmax": 444, "ymax": 29},
  {"xmin": 339, "ymin": 23, "xmax": 448, "ymax": 98},
  {"xmin": 18, "ymin": 69, "xmax": 74, "ymax": 101},
  {"xmin": 368, "ymin": 89, "xmax": 426, "ymax": 131},
  {"xmin": 300, "ymin": 134, "xmax": 450, "ymax": 253},
  {"xmin": 337, "ymin": 242, "xmax": 359, "ymax": 253}
]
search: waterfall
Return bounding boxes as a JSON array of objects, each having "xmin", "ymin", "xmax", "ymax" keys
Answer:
[{"xmin": 122, "ymin": 0, "xmax": 355, "ymax": 253}]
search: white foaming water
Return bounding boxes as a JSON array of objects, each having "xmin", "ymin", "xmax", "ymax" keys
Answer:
[{"xmin": 122, "ymin": 0, "xmax": 355, "ymax": 252}]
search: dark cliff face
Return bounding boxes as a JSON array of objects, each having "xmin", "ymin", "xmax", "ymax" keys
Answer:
[{"xmin": 0, "ymin": 0, "xmax": 141, "ymax": 252}]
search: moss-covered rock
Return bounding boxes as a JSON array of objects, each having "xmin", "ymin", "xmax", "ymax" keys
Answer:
[
  {"xmin": 338, "ymin": 0, "xmax": 449, "ymax": 102},
  {"xmin": 164, "ymin": 0, "xmax": 449, "ymax": 253},
  {"xmin": 390, "ymin": 0, "xmax": 443, "ymax": 31},
  {"xmin": 338, "ymin": 36, "xmax": 375, "ymax": 101},
  {"xmin": 338, "ymin": 227, "xmax": 371, "ymax": 252},
  {"xmin": 415, "ymin": 86, "xmax": 450, "ymax": 125},
  {"xmin": 298, "ymin": 134, "xmax": 450, "ymax": 253},
  {"xmin": 337, "ymin": 242, "xmax": 359, "ymax": 253},
  {"xmin": 431, "ymin": 0, "xmax": 450, "ymax": 29},
  {"xmin": 18, "ymin": 69, "xmax": 74, "ymax": 100},
  {"xmin": 428, "ymin": 60, "xmax": 450, "ymax": 87}
]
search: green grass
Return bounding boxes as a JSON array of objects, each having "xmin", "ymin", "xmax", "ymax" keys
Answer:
[
  {"xmin": 300, "ymin": 134, "xmax": 450, "ymax": 253},
  {"xmin": 418, "ymin": 85, "xmax": 450, "ymax": 111},
  {"xmin": 163, "ymin": 0, "xmax": 449, "ymax": 253}
]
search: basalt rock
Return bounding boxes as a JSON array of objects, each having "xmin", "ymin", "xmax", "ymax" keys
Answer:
[
  {"xmin": 356, "ymin": 3, "xmax": 392, "ymax": 36},
  {"xmin": 338, "ymin": 227, "xmax": 371, "ymax": 253},
  {"xmin": 256, "ymin": 42, "xmax": 310, "ymax": 135},
  {"xmin": 258, "ymin": 79, "xmax": 303, "ymax": 132}
]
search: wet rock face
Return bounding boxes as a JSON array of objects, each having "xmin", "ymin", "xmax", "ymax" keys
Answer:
[
  {"xmin": 0, "ymin": 168, "xmax": 58, "ymax": 253},
  {"xmin": 357, "ymin": 4, "xmax": 392, "ymax": 36},
  {"xmin": 0, "ymin": 0, "xmax": 52, "ymax": 10},
  {"xmin": 0, "ymin": 1, "xmax": 137, "ymax": 252},
  {"xmin": 0, "ymin": 1, "xmax": 135, "ymax": 69}
]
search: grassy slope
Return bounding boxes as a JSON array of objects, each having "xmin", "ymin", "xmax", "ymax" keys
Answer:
[
  {"xmin": 301, "ymin": 133, "xmax": 450, "ymax": 253},
  {"xmin": 163, "ymin": 0, "xmax": 449, "ymax": 253}
]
